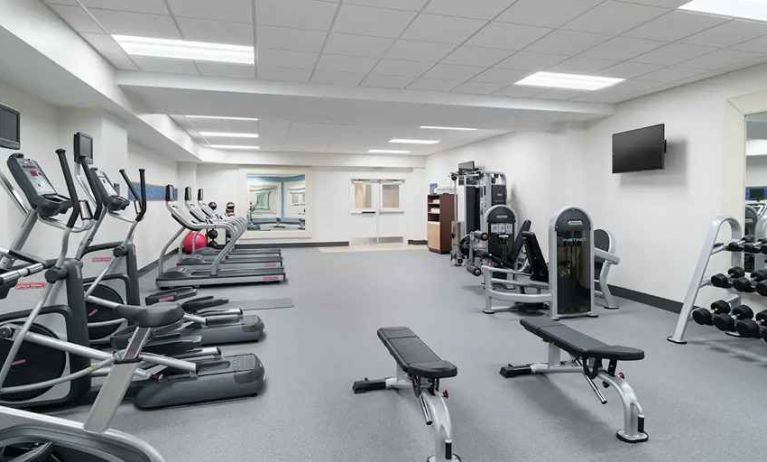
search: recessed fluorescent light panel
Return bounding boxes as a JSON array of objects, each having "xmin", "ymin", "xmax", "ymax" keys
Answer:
[
  {"xmin": 368, "ymin": 149, "xmax": 411, "ymax": 154},
  {"xmin": 515, "ymin": 72, "xmax": 624, "ymax": 91},
  {"xmin": 199, "ymin": 131, "xmax": 259, "ymax": 138},
  {"xmin": 209, "ymin": 145, "xmax": 260, "ymax": 150},
  {"xmin": 186, "ymin": 115, "xmax": 259, "ymax": 121},
  {"xmin": 420, "ymin": 125, "xmax": 477, "ymax": 131},
  {"xmin": 679, "ymin": 0, "xmax": 767, "ymax": 22},
  {"xmin": 389, "ymin": 139, "xmax": 440, "ymax": 145},
  {"xmin": 113, "ymin": 35, "xmax": 254, "ymax": 64}
]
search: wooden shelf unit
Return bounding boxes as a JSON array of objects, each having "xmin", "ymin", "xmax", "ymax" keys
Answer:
[{"xmin": 427, "ymin": 193, "xmax": 455, "ymax": 254}]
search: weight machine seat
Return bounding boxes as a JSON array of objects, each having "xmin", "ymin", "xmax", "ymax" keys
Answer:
[
  {"xmin": 377, "ymin": 327, "xmax": 457, "ymax": 379},
  {"xmin": 115, "ymin": 302, "xmax": 185, "ymax": 329},
  {"xmin": 520, "ymin": 318, "xmax": 644, "ymax": 362}
]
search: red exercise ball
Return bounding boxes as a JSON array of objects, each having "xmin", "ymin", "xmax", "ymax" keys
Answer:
[{"xmin": 182, "ymin": 232, "xmax": 208, "ymax": 254}]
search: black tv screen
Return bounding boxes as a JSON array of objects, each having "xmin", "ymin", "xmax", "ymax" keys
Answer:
[
  {"xmin": 612, "ymin": 124, "xmax": 665, "ymax": 173},
  {"xmin": 0, "ymin": 104, "xmax": 20, "ymax": 150}
]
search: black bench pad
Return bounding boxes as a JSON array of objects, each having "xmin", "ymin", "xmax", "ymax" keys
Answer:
[
  {"xmin": 520, "ymin": 318, "xmax": 644, "ymax": 362},
  {"xmin": 377, "ymin": 327, "xmax": 457, "ymax": 379}
]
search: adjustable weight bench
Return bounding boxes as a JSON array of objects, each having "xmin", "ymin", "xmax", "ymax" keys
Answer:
[
  {"xmin": 353, "ymin": 327, "xmax": 460, "ymax": 461},
  {"xmin": 501, "ymin": 318, "xmax": 648, "ymax": 443}
]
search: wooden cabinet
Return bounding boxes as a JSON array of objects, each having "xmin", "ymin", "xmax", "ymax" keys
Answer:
[{"xmin": 426, "ymin": 193, "xmax": 455, "ymax": 254}]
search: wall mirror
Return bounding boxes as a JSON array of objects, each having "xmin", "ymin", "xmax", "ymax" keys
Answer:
[{"xmin": 246, "ymin": 173, "xmax": 308, "ymax": 236}]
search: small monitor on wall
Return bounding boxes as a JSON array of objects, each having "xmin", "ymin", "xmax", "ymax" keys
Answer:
[
  {"xmin": 0, "ymin": 104, "xmax": 20, "ymax": 150},
  {"xmin": 612, "ymin": 124, "xmax": 666, "ymax": 173}
]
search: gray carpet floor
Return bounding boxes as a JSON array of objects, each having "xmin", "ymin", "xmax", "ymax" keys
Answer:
[{"xmin": 57, "ymin": 247, "xmax": 767, "ymax": 461}]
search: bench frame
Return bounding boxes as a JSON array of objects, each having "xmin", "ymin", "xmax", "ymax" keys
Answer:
[{"xmin": 501, "ymin": 341, "xmax": 648, "ymax": 444}]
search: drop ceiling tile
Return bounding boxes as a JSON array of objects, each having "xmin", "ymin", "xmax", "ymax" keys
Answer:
[
  {"xmin": 81, "ymin": 33, "xmax": 138, "ymax": 70},
  {"xmin": 536, "ymin": 88, "xmax": 584, "ymax": 100},
  {"xmin": 572, "ymin": 79, "xmax": 662, "ymax": 103},
  {"xmin": 79, "ymin": 0, "xmax": 169, "ymax": 14},
  {"xmin": 582, "ymin": 37, "xmax": 663, "ymax": 60},
  {"xmin": 422, "ymin": 63, "xmax": 484, "ymax": 81},
  {"xmin": 640, "ymin": 66, "xmax": 707, "ymax": 82},
  {"xmin": 402, "ymin": 14, "xmax": 486, "ymax": 43},
  {"xmin": 316, "ymin": 54, "xmax": 378, "ymax": 73},
  {"xmin": 258, "ymin": 66, "xmax": 312, "ymax": 83},
  {"xmin": 633, "ymin": 42, "xmax": 717, "ymax": 64},
  {"xmin": 259, "ymin": 48, "xmax": 317, "ymax": 69},
  {"xmin": 624, "ymin": 0, "xmax": 689, "ymax": 6},
  {"xmin": 334, "ymin": 4, "xmax": 416, "ymax": 38},
  {"xmin": 452, "ymin": 81, "xmax": 507, "ymax": 94},
  {"xmin": 345, "ymin": 0, "xmax": 427, "ymax": 11},
  {"xmin": 311, "ymin": 69, "xmax": 367, "ymax": 86},
  {"xmin": 548, "ymin": 56, "xmax": 617, "ymax": 73},
  {"xmin": 48, "ymin": 4, "xmax": 102, "ymax": 33},
  {"xmin": 424, "ymin": 0, "xmax": 516, "ymax": 20},
  {"xmin": 601, "ymin": 61, "xmax": 664, "ymax": 78},
  {"xmin": 257, "ymin": 26, "xmax": 326, "ymax": 53},
  {"xmin": 372, "ymin": 59, "xmax": 433, "ymax": 76},
  {"xmin": 563, "ymin": 1, "xmax": 667, "ymax": 35},
  {"xmin": 176, "ymin": 17, "xmax": 253, "ymax": 45},
  {"xmin": 466, "ymin": 22, "xmax": 551, "ymax": 50},
  {"xmin": 166, "ymin": 0, "xmax": 251, "ymax": 23},
  {"xmin": 681, "ymin": 49, "xmax": 767, "ymax": 70},
  {"xmin": 324, "ymin": 33, "xmax": 394, "ymax": 57},
  {"xmin": 132, "ymin": 56, "xmax": 199, "ymax": 74},
  {"xmin": 496, "ymin": 51, "xmax": 567, "ymax": 70},
  {"xmin": 407, "ymin": 78, "xmax": 461, "ymax": 92},
  {"xmin": 196, "ymin": 62, "xmax": 255, "ymax": 78},
  {"xmin": 361, "ymin": 74, "xmax": 413, "ymax": 89},
  {"xmin": 684, "ymin": 20, "xmax": 767, "ymax": 48},
  {"xmin": 497, "ymin": 0, "xmax": 602, "ymax": 28},
  {"xmin": 625, "ymin": 11, "xmax": 727, "ymax": 42},
  {"xmin": 256, "ymin": 0, "xmax": 338, "ymax": 30},
  {"xmin": 733, "ymin": 35, "xmax": 767, "ymax": 54},
  {"xmin": 386, "ymin": 40, "xmax": 454, "ymax": 61},
  {"xmin": 472, "ymin": 67, "xmax": 528, "ymax": 83},
  {"xmin": 90, "ymin": 8, "xmax": 180, "ymax": 38},
  {"xmin": 526, "ymin": 30, "xmax": 608, "ymax": 55},
  {"xmin": 442, "ymin": 46, "xmax": 511, "ymax": 67},
  {"xmin": 494, "ymin": 85, "xmax": 544, "ymax": 97}
]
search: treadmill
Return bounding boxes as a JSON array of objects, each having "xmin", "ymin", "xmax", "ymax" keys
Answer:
[{"xmin": 157, "ymin": 185, "xmax": 286, "ymax": 288}]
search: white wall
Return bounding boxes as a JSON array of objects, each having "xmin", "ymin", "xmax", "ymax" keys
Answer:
[{"xmin": 427, "ymin": 63, "xmax": 767, "ymax": 304}]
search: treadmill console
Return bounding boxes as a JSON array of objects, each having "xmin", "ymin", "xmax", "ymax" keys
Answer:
[{"xmin": 6, "ymin": 154, "xmax": 71, "ymax": 218}]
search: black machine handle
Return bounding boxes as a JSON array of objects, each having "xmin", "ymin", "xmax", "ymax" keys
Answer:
[
  {"xmin": 184, "ymin": 186, "xmax": 191, "ymax": 202},
  {"xmin": 197, "ymin": 189, "xmax": 203, "ymax": 201},
  {"xmin": 119, "ymin": 168, "xmax": 147, "ymax": 221},
  {"xmin": 55, "ymin": 149, "xmax": 81, "ymax": 229},
  {"xmin": 85, "ymin": 167, "xmax": 105, "ymax": 219},
  {"xmin": 165, "ymin": 185, "xmax": 175, "ymax": 202}
]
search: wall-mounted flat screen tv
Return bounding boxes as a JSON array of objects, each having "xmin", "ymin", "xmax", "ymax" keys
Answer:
[
  {"xmin": 0, "ymin": 104, "xmax": 20, "ymax": 150},
  {"xmin": 612, "ymin": 124, "xmax": 666, "ymax": 173}
]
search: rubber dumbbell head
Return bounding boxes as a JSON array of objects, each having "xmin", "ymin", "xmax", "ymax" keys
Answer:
[
  {"xmin": 692, "ymin": 308, "xmax": 713, "ymax": 326},
  {"xmin": 710, "ymin": 274, "xmax": 732, "ymax": 288},
  {"xmin": 726, "ymin": 242, "xmax": 744, "ymax": 252},
  {"xmin": 728, "ymin": 267, "xmax": 746, "ymax": 278},
  {"xmin": 732, "ymin": 277, "xmax": 755, "ymax": 293},
  {"xmin": 756, "ymin": 281, "xmax": 767, "ymax": 297},
  {"xmin": 712, "ymin": 314, "xmax": 736, "ymax": 332},
  {"xmin": 731, "ymin": 304, "xmax": 754, "ymax": 320},
  {"xmin": 752, "ymin": 269, "xmax": 767, "ymax": 281},
  {"xmin": 735, "ymin": 319, "xmax": 762, "ymax": 338},
  {"xmin": 711, "ymin": 300, "xmax": 731, "ymax": 314},
  {"xmin": 756, "ymin": 311, "xmax": 767, "ymax": 323},
  {"xmin": 744, "ymin": 242, "xmax": 762, "ymax": 253}
]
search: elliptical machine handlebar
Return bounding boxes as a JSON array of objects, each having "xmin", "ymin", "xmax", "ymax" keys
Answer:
[
  {"xmin": 55, "ymin": 149, "xmax": 81, "ymax": 229},
  {"xmin": 119, "ymin": 168, "xmax": 147, "ymax": 222}
]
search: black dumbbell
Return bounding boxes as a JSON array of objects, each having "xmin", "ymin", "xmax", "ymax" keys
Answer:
[
  {"xmin": 712, "ymin": 304, "xmax": 754, "ymax": 332},
  {"xmin": 725, "ymin": 236, "xmax": 756, "ymax": 251},
  {"xmin": 692, "ymin": 300, "xmax": 731, "ymax": 326},
  {"xmin": 735, "ymin": 310, "xmax": 767, "ymax": 339},
  {"xmin": 731, "ymin": 271, "xmax": 767, "ymax": 295},
  {"xmin": 711, "ymin": 267, "xmax": 747, "ymax": 288}
]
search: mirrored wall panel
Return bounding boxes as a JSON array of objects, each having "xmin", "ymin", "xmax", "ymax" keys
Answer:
[
  {"xmin": 745, "ymin": 113, "xmax": 767, "ymax": 271},
  {"xmin": 247, "ymin": 174, "xmax": 307, "ymax": 232}
]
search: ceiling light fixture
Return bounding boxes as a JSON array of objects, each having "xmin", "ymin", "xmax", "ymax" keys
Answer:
[
  {"xmin": 113, "ymin": 35, "xmax": 254, "ymax": 64},
  {"xmin": 368, "ymin": 149, "xmax": 411, "ymax": 154},
  {"xmin": 679, "ymin": 0, "xmax": 767, "ymax": 22},
  {"xmin": 199, "ymin": 131, "xmax": 260, "ymax": 138},
  {"xmin": 389, "ymin": 138, "xmax": 440, "ymax": 145},
  {"xmin": 186, "ymin": 115, "xmax": 259, "ymax": 121},
  {"xmin": 514, "ymin": 71, "xmax": 624, "ymax": 91},
  {"xmin": 208, "ymin": 145, "xmax": 260, "ymax": 150},
  {"xmin": 419, "ymin": 125, "xmax": 477, "ymax": 131}
]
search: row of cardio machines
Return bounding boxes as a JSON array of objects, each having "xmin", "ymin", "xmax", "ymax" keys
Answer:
[
  {"xmin": 156, "ymin": 184, "xmax": 286, "ymax": 288},
  {"xmin": 0, "ymin": 111, "xmax": 268, "ymax": 461}
]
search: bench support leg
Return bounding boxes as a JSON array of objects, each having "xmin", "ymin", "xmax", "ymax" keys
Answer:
[
  {"xmin": 598, "ymin": 371, "xmax": 648, "ymax": 443},
  {"xmin": 422, "ymin": 392, "xmax": 460, "ymax": 461}
]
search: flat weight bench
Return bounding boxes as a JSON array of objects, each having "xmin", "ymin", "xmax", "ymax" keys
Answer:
[
  {"xmin": 501, "ymin": 318, "xmax": 648, "ymax": 443},
  {"xmin": 353, "ymin": 327, "xmax": 460, "ymax": 461}
]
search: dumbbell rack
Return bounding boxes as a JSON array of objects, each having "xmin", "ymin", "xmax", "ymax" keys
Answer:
[{"xmin": 668, "ymin": 216, "xmax": 745, "ymax": 344}]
